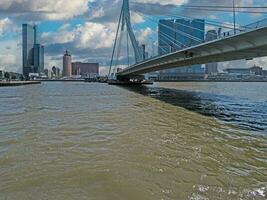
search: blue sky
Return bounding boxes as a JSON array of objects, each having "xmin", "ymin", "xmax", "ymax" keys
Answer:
[{"xmin": 0, "ymin": 0, "xmax": 267, "ymax": 74}]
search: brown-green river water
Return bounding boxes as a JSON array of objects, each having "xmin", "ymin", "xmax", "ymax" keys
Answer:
[{"xmin": 0, "ymin": 82, "xmax": 266, "ymax": 199}]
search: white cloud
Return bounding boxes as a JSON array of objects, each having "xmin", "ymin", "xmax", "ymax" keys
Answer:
[
  {"xmin": 131, "ymin": 12, "xmax": 145, "ymax": 24},
  {"xmin": 99, "ymin": 66, "xmax": 109, "ymax": 76},
  {"xmin": 137, "ymin": 27, "xmax": 153, "ymax": 44},
  {"xmin": 247, "ymin": 57, "xmax": 267, "ymax": 69},
  {"xmin": 0, "ymin": 0, "xmax": 89, "ymax": 20},
  {"xmin": 0, "ymin": 18, "xmax": 12, "ymax": 36},
  {"xmin": 0, "ymin": 54, "xmax": 16, "ymax": 70},
  {"xmin": 134, "ymin": 0, "xmax": 187, "ymax": 5},
  {"xmin": 43, "ymin": 22, "xmax": 115, "ymax": 49},
  {"xmin": 41, "ymin": 24, "xmax": 75, "ymax": 45},
  {"xmin": 75, "ymin": 22, "xmax": 115, "ymax": 49},
  {"xmin": 0, "ymin": 37, "xmax": 21, "ymax": 72}
]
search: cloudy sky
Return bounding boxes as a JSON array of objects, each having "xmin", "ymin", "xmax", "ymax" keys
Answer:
[{"xmin": 0, "ymin": 0, "xmax": 267, "ymax": 74}]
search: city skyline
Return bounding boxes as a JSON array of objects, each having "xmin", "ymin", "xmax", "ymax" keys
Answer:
[
  {"xmin": 0, "ymin": 2, "xmax": 267, "ymax": 198},
  {"xmin": 1, "ymin": 0, "xmax": 267, "ymax": 75}
]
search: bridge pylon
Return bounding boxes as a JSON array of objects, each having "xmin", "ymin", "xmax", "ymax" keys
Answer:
[
  {"xmin": 109, "ymin": 0, "xmax": 144, "ymax": 81},
  {"xmin": 121, "ymin": 0, "xmax": 143, "ymax": 63}
]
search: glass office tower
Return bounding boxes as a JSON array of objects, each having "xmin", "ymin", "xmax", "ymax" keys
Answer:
[
  {"xmin": 22, "ymin": 24, "xmax": 35, "ymax": 77},
  {"xmin": 158, "ymin": 19, "xmax": 205, "ymax": 77},
  {"xmin": 22, "ymin": 24, "xmax": 44, "ymax": 77},
  {"xmin": 33, "ymin": 44, "xmax": 44, "ymax": 73}
]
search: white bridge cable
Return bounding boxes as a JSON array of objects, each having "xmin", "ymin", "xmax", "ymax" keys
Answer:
[
  {"xmin": 160, "ymin": 17, "xmax": 216, "ymax": 36},
  {"xmin": 109, "ymin": 7, "xmax": 123, "ymax": 77},
  {"xmin": 130, "ymin": 2, "xmax": 267, "ymax": 15},
  {"xmin": 163, "ymin": 13, "xmax": 248, "ymax": 31},
  {"xmin": 155, "ymin": 14, "xmax": 235, "ymax": 36},
  {"xmin": 127, "ymin": 33, "xmax": 130, "ymax": 67},
  {"xmin": 115, "ymin": 26, "xmax": 137, "ymax": 70},
  {"xmin": 180, "ymin": 5, "xmax": 267, "ymax": 9},
  {"xmin": 110, "ymin": 0, "xmax": 142, "ymax": 75},
  {"xmin": 134, "ymin": 10, "xmax": 204, "ymax": 43},
  {"xmin": 158, "ymin": 38, "xmax": 170, "ymax": 54},
  {"xmin": 158, "ymin": 30, "xmax": 187, "ymax": 49},
  {"xmin": 114, "ymin": 26, "xmax": 124, "ymax": 68},
  {"xmin": 132, "ymin": 21, "xmax": 185, "ymax": 57},
  {"xmin": 180, "ymin": 7, "xmax": 267, "ymax": 15},
  {"xmin": 158, "ymin": 38, "xmax": 180, "ymax": 55},
  {"xmin": 130, "ymin": 3, "xmax": 247, "ymax": 31},
  {"xmin": 131, "ymin": 11, "xmax": 217, "ymax": 37}
]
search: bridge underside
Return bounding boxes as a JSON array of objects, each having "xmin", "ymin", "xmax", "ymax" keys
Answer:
[{"xmin": 117, "ymin": 27, "xmax": 267, "ymax": 77}]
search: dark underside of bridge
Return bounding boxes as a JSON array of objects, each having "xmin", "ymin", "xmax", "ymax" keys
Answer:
[{"xmin": 108, "ymin": 75, "xmax": 153, "ymax": 85}]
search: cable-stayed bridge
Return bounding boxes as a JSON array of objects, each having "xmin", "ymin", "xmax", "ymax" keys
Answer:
[{"xmin": 109, "ymin": 0, "xmax": 267, "ymax": 82}]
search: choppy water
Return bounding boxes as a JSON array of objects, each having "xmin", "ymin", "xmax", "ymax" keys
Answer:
[{"xmin": 0, "ymin": 82, "xmax": 266, "ymax": 200}]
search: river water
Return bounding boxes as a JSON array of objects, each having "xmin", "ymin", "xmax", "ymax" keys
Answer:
[{"xmin": 0, "ymin": 82, "xmax": 266, "ymax": 200}]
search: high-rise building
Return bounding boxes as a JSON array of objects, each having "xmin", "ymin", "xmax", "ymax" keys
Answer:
[
  {"xmin": 158, "ymin": 19, "xmax": 205, "ymax": 79},
  {"xmin": 56, "ymin": 67, "xmax": 61, "ymax": 77},
  {"xmin": 33, "ymin": 44, "xmax": 44, "ymax": 73},
  {"xmin": 22, "ymin": 24, "xmax": 35, "ymax": 77},
  {"xmin": 63, "ymin": 51, "xmax": 72, "ymax": 77},
  {"xmin": 52, "ymin": 66, "xmax": 57, "ymax": 76},
  {"xmin": 22, "ymin": 24, "xmax": 44, "ymax": 77},
  {"xmin": 158, "ymin": 18, "xmax": 205, "ymax": 53},
  {"xmin": 205, "ymin": 30, "xmax": 218, "ymax": 74},
  {"xmin": 52, "ymin": 66, "xmax": 61, "ymax": 78}
]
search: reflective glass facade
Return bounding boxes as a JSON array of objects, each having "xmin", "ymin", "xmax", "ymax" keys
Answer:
[
  {"xmin": 158, "ymin": 19, "xmax": 205, "ymax": 75},
  {"xmin": 22, "ymin": 24, "xmax": 44, "ymax": 77}
]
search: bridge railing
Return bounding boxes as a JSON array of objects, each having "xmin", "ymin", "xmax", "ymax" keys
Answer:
[
  {"xmin": 137, "ymin": 18, "xmax": 267, "ymax": 65},
  {"xmin": 221, "ymin": 18, "xmax": 267, "ymax": 38}
]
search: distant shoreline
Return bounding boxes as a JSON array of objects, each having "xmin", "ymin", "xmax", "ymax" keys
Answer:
[
  {"xmin": 37, "ymin": 79, "xmax": 85, "ymax": 82},
  {"xmin": 0, "ymin": 81, "xmax": 41, "ymax": 87},
  {"xmin": 155, "ymin": 80, "xmax": 267, "ymax": 83}
]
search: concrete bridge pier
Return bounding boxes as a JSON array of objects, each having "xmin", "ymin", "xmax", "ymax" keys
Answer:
[
  {"xmin": 117, "ymin": 74, "xmax": 145, "ymax": 82},
  {"xmin": 108, "ymin": 75, "xmax": 153, "ymax": 85}
]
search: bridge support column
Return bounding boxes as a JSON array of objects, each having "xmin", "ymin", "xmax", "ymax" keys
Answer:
[
  {"xmin": 108, "ymin": 75, "xmax": 153, "ymax": 85},
  {"xmin": 117, "ymin": 75, "xmax": 145, "ymax": 82}
]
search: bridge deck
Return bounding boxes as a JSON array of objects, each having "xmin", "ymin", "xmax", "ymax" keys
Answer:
[{"xmin": 118, "ymin": 27, "xmax": 267, "ymax": 76}]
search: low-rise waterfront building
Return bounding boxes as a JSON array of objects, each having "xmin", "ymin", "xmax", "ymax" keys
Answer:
[
  {"xmin": 263, "ymin": 70, "xmax": 267, "ymax": 77},
  {"xmin": 158, "ymin": 73, "xmax": 206, "ymax": 81},
  {"xmin": 0, "ymin": 70, "xmax": 3, "ymax": 80},
  {"xmin": 223, "ymin": 68, "xmax": 251, "ymax": 75},
  {"xmin": 72, "ymin": 62, "xmax": 99, "ymax": 78},
  {"xmin": 44, "ymin": 69, "xmax": 53, "ymax": 79},
  {"xmin": 250, "ymin": 65, "xmax": 263, "ymax": 75}
]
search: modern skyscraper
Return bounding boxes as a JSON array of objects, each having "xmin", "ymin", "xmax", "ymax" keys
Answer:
[
  {"xmin": 22, "ymin": 24, "xmax": 35, "ymax": 77},
  {"xmin": 22, "ymin": 24, "xmax": 44, "ymax": 77},
  {"xmin": 63, "ymin": 51, "xmax": 72, "ymax": 77},
  {"xmin": 33, "ymin": 44, "xmax": 44, "ymax": 73},
  {"xmin": 158, "ymin": 19, "xmax": 205, "ymax": 78},
  {"xmin": 205, "ymin": 30, "xmax": 218, "ymax": 74}
]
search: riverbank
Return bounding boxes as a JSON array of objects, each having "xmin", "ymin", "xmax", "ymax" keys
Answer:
[
  {"xmin": 0, "ymin": 81, "xmax": 41, "ymax": 87},
  {"xmin": 155, "ymin": 79, "xmax": 267, "ymax": 82},
  {"xmin": 38, "ymin": 79, "xmax": 84, "ymax": 82}
]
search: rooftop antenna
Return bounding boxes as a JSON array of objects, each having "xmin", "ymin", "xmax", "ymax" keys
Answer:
[{"xmin": 233, "ymin": 0, "xmax": 236, "ymax": 34}]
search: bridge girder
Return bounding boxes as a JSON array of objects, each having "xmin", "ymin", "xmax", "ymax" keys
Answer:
[{"xmin": 118, "ymin": 27, "xmax": 267, "ymax": 76}]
